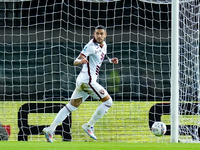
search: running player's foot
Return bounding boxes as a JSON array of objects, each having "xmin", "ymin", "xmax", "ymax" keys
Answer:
[
  {"xmin": 82, "ymin": 123, "xmax": 97, "ymax": 140},
  {"xmin": 43, "ymin": 127, "xmax": 53, "ymax": 143}
]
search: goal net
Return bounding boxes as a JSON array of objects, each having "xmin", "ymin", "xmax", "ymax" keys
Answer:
[
  {"xmin": 0, "ymin": 0, "xmax": 199, "ymax": 143},
  {"xmin": 178, "ymin": 0, "xmax": 200, "ymax": 142}
]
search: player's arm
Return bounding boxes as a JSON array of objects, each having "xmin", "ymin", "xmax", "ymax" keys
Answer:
[
  {"xmin": 73, "ymin": 54, "xmax": 88, "ymax": 66},
  {"xmin": 105, "ymin": 54, "xmax": 118, "ymax": 64}
]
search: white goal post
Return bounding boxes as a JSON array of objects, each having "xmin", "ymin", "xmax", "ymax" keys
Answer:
[
  {"xmin": 0, "ymin": 0, "xmax": 200, "ymax": 143},
  {"xmin": 170, "ymin": 0, "xmax": 179, "ymax": 143}
]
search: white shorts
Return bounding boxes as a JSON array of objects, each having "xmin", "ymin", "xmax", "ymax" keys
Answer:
[{"xmin": 70, "ymin": 81, "xmax": 108, "ymax": 102}]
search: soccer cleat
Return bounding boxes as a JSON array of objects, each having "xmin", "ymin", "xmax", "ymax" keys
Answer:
[
  {"xmin": 82, "ymin": 123, "xmax": 97, "ymax": 140},
  {"xmin": 42, "ymin": 127, "xmax": 53, "ymax": 143}
]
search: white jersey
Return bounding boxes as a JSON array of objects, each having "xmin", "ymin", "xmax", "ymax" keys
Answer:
[{"xmin": 76, "ymin": 38, "xmax": 107, "ymax": 84}]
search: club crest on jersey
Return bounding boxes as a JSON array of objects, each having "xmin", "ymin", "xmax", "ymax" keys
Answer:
[
  {"xmin": 95, "ymin": 50, "xmax": 99, "ymax": 54},
  {"xmin": 99, "ymin": 89, "xmax": 105, "ymax": 95}
]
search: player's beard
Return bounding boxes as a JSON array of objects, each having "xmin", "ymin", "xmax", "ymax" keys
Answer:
[{"xmin": 96, "ymin": 38, "xmax": 103, "ymax": 44}]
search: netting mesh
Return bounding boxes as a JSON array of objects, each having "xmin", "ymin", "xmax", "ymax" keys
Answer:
[{"xmin": 0, "ymin": 0, "xmax": 199, "ymax": 143}]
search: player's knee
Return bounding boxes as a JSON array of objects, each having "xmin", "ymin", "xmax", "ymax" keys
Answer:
[
  {"xmin": 102, "ymin": 97, "xmax": 113, "ymax": 108},
  {"xmin": 66, "ymin": 103, "xmax": 77, "ymax": 112},
  {"xmin": 70, "ymin": 98, "xmax": 82, "ymax": 107}
]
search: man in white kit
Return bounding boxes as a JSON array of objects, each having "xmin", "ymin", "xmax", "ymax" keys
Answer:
[{"xmin": 43, "ymin": 25, "xmax": 118, "ymax": 143}]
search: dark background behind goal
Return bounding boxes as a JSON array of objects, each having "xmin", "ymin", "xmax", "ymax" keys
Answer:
[{"xmin": 0, "ymin": 0, "xmax": 178, "ymax": 101}]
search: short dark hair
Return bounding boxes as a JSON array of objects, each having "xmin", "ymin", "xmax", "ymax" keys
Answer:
[{"xmin": 95, "ymin": 25, "xmax": 106, "ymax": 30}]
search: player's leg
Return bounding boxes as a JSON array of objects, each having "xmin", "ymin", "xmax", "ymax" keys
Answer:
[
  {"xmin": 43, "ymin": 98, "xmax": 79, "ymax": 143},
  {"xmin": 82, "ymin": 94, "xmax": 112, "ymax": 140},
  {"xmin": 81, "ymin": 82, "xmax": 112, "ymax": 140},
  {"xmin": 87, "ymin": 94, "xmax": 112, "ymax": 127},
  {"xmin": 43, "ymin": 86, "xmax": 88, "ymax": 143}
]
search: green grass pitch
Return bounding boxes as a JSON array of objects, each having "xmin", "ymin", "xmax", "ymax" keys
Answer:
[{"xmin": 1, "ymin": 141, "xmax": 200, "ymax": 150}]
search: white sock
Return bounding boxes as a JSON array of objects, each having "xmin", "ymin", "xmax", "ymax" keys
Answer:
[
  {"xmin": 48, "ymin": 103, "xmax": 77, "ymax": 133},
  {"xmin": 88, "ymin": 98, "xmax": 113, "ymax": 127}
]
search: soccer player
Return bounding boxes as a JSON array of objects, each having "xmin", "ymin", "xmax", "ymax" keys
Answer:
[{"xmin": 43, "ymin": 25, "xmax": 118, "ymax": 143}]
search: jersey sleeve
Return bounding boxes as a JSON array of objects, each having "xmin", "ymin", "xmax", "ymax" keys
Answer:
[{"xmin": 80, "ymin": 44, "xmax": 95, "ymax": 57}]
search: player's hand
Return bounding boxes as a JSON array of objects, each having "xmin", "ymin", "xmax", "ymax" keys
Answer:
[{"xmin": 111, "ymin": 58, "xmax": 118, "ymax": 64}]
